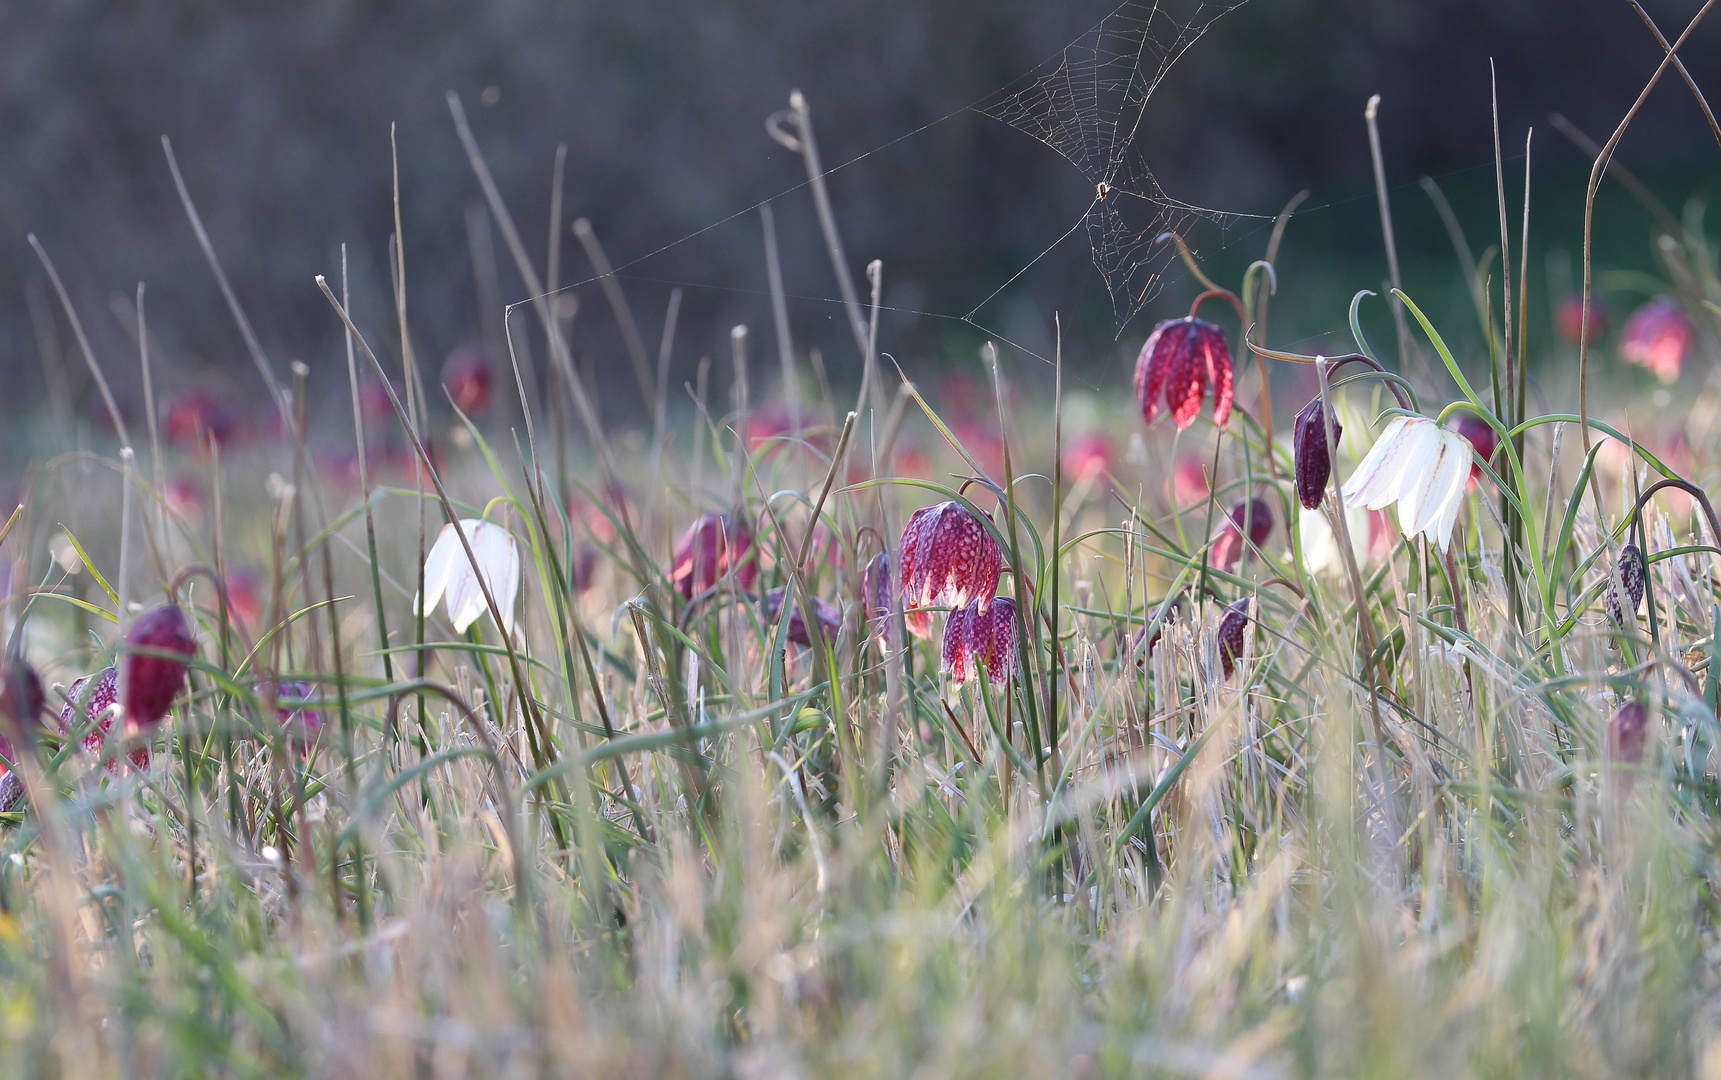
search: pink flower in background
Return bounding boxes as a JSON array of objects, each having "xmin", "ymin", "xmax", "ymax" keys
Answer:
[
  {"xmin": 670, "ymin": 512, "xmax": 757, "ymax": 600},
  {"xmin": 1169, "ymin": 456, "xmax": 1211, "ymax": 507},
  {"xmin": 1555, "ymin": 293, "xmax": 1606, "ymax": 344},
  {"xmin": 1063, "ymin": 432, "xmax": 1116, "ymax": 482},
  {"xmin": 1453, "ymin": 415, "xmax": 1499, "ymax": 487},
  {"xmin": 442, "ymin": 346, "xmax": 495, "ymax": 415},
  {"xmin": 359, "ymin": 379, "xmax": 397, "ymax": 422},
  {"xmin": 164, "ymin": 390, "xmax": 237, "ymax": 449},
  {"xmin": 1621, "ymin": 296, "xmax": 1691, "ymax": 382},
  {"xmin": 1212, "ymin": 498, "xmax": 1273, "ymax": 572},
  {"xmin": 1134, "ymin": 317, "xmax": 1234, "ymax": 431},
  {"xmin": 163, "ymin": 475, "xmax": 205, "ymax": 523},
  {"xmin": 261, "ymin": 680, "xmax": 324, "ymax": 754},
  {"xmin": 225, "ymin": 568, "xmax": 264, "ymax": 636},
  {"xmin": 899, "ymin": 501, "xmax": 1004, "ymax": 640}
]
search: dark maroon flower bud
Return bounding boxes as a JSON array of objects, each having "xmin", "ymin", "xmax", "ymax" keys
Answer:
[
  {"xmin": 942, "ymin": 597, "xmax": 1019, "ymax": 686},
  {"xmin": 1607, "ymin": 701, "xmax": 1649, "ymax": 767},
  {"xmin": 442, "ymin": 345, "xmax": 495, "ymax": 416},
  {"xmin": 1217, "ymin": 598, "xmax": 1251, "ymax": 679},
  {"xmin": 670, "ymin": 511, "xmax": 757, "ymax": 600},
  {"xmin": 1293, "ymin": 397, "xmax": 1341, "ymax": 510},
  {"xmin": 862, "ymin": 551, "xmax": 891, "ymax": 641},
  {"xmin": 58, "ymin": 666, "xmax": 147, "ymax": 772},
  {"xmin": 899, "ymin": 502, "xmax": 1004, "ymax": 640},
  {"xmin": 164, "ymin": 390, "xmax": 237, "ymax": 449},
  {"xmin": 572, "ymin": 546, "xmax": 600, "ymax": 594},
  {"xmin": 764, "ymin": 587, "xmax": 843, "ymax": 647},
  {"xmin": 1606, "ymin": 544, "xmax": 1647, "ymax": 627},
  {"xmin": 1213, "ymin": 499, "xmax": 1272, "ymax": 573},
  {"xmin": 122, "ymin": 604, "xmax": 196, "ymax": 732},
  {"xmin": 0, "ymin": 661, "xmax": 45, "ymax": 771},
  {"xmin": 1453, "ymin": 416, "xmax": 1499, "ymax": 486},
  {"xmin": 1134, "ymin": 317, "xmax": 1235, "ymax": 432},
  {"xmin": 260, "ymin": 680, "xmax": 324, "ymax": 754}
]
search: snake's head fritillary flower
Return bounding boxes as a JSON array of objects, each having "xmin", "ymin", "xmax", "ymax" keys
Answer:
[
  {"xmin": 1293, "ymin": 397, "xmax": 1341, "ymax": 510},
  {"xmin": 899, "ymin": 502, "xmax": 1004, "ymax": 638},
  {"xmin": 670, "ymin": 511, "xmax": 757, "ymax": 600},
  {"xmin": 1607, "ymin": 701, "xmax": 1649, "ymax": 796},
  {"xmin": 1555, "ymin": 293, "xmax": 1606, "ymax": 344},
  {"xmin": 262, "ymin": 680, "xmax": 325, "ymax": 755},
  {"xmin": 442, "ymin": 345, "xmax": 495, "ymax": 416},
  {"xmin": 942, "ymin": 597, "xmax": 1018, "ymax": 685},
  {"xmin": 1063, "ymin": 432, "xmax": 1117, "ymax": 482},
  {"xmin": 1621, "ymin": 296, "xmax": 1691, "ymax": 382},
  {"xmin": 165, "ymin": 390, "xmax": 238, "ymax": 450},
  {"xmin": 764, "ymin": 588, "xmax": 843, "ymax": 648},
  {"xmin": 862, "ymin": 551, "xmax": 892, "ymax": 641},
  {"xmin": 1213, "ymin": 498, "xmax": 1273, "ymax": 572},
  {"xmin": 0, "ymin": 661, "xmax": 44, "ymax": 773},
  {"xmin": 1454, "ymin": 415, "xmax": 1500, "ymax": 487},
  {"xmin": 1134, "ymin": 317, "xmax": 1234, "ymax": 432},
  {"xmin": 1340, "ymin": 416, "xmax": 1473, "ymax": 552},
  {"xmin": 123, "ymin": 604, "xmax": 196, "ymax": 733},
  {"xmin": 60, "ymin": 666, "xmax": 147, "ymax": 773},
  {"xmin": 421, "ymin": 518, "xmax": 521, "ymax": 633},
  {"xmin": 1217, "ymin": 597, "xmax": 1251, "ymax": 679},
  {"xmin": 1605, "ymin": 543, "xmax": 1647, "ymax": 628}
]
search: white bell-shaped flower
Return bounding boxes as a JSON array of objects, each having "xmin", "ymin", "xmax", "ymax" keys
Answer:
[
  {"xmin": 1340, "ymin": 415, "xmax": 1474, "ymax": 551},
  {"xmin": 419, "ymin": 518, "xmax": 520, "ymax": 634}
]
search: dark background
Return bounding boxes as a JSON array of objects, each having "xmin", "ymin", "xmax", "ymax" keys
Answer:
[{"xmin": 4, "ymin": 0, "xmax": 1720, "ymax": 442}]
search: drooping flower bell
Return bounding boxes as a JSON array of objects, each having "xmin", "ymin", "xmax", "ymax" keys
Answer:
[
  {"xmin": 1293, "ymin": 397, "xmax": 1341, "ymax": 510},
  {"xmin": 862, "ymin": 551, "xmax": 892, "ymax": 641},
  {"xmin": 60, "ymin": 666, "xmax": 148, "ymax": 773},
  {"xmin": 670, "ymin": 511, "xmax": 757, "ymax": 600},
  {"xmin": 1621, "ymin": 296, "xmax": 1691, "ymax": 382},
  {"xmin": 764, "ymin": 588, "xmax": 843, "ymax": 648},
  {"xmin": 941, "ymin": 597, "xmax": 1019, "ymax": 685},
  {"xmin": 899, "ymin": 502, "xmax": 1004, "ymax": 639},
  {"xmin": 1340, "ymin": 415, "xmax": 1474, "ymax": 552},
  {"xmin": 1212, "ymin": 498, "xmax": 1273, "ymax": 573},
  {"xmin": 442, "ymin": 345, "xmax": 495, "ymax": 416},
  {"xmin": 260, "ymin": 680, "xmax": 325, "ymax": 754},
  {"xmin": 1134, "ymin": 317, "xmax": 1234, "ymax": 432},
  {"xmin": 123, "ymin": 604, "xmax": 196, "ymax": 732},
  {"xmin": 1453, "ymin": 415, "xmax": 1499, "ymax": 487},
  {"xmin": 422, "ymin": 518, "xmax": 521, "ymax": 633},
  {"xmin": 1555, "ymin": 293, "xmax": 1606, "ymax": 345},
  {"xmin": 1605, "ymin": 543, "xmax": 1646, "ymax": 628},
  {"xmin": 1606, "ymin": 700, "xmax": 1649, "ymax": 794},
  {"xmin": 1217, "ymin": 597, "xmax": 1251, "ymax": 679}
]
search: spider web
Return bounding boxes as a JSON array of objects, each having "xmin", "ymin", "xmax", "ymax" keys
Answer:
[{"xmin": 973, "ymin": 0, "xmax": 1248, "ymax": 331}]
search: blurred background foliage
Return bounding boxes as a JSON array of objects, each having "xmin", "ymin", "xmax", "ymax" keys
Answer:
[{"xmin": 3, "ymin": 0, "xmax": 1720, "ymax": 446}]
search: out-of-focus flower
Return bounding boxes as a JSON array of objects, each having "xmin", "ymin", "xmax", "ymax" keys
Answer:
[
  {"xmin": 164, "ymin": 390, "xmax": 238, "ymax": 449},
  {"xmin": 123, "ymin": 604, "xmax": 196, "ymax": 732},
  {"xmin": 1212, "ymin": 498, "xmax": 1273, "ymax": 572},
  {"xmin": 260, "ymin": 680, "xmax": 324, "ymax": 754},
  {"xmin": 764, "ymin": 587, "xmax": 843, "ymax": 648},
  {"xmin": 1606, "ymin": 700, "xmax": 1649, "ymax": 794},
  {"xmin": 862, "ymin": 551, "xmax": 891, "ymax": 641},
  {"xmin": 942, "ymin": 597, "xmax": 1019, "ymax": 685},
  {"xmin": 951, "ymin": 420, "xmax": 1005, "ymax": 480},
  {"xmin": 421, "ymin": 518, "xmax": 521, "ymax": 633},
  {"xmin": 442, "ymin": 346, "xmax": 495, "ymax": 415},
  {"xmin": 1555, "ymin": 293, "xmax": 1607, "ymax": 344},
  {"xmin": 1341, "ymin": 416, "xmax": 1473, "ymax": 551},
  {"xmin": 1293, "ymin": 397, "xmax": 1341, "ymax": 510},
  {"xmin": 0, "ymin": 661, "xmax": 44, "ymax": 775},
  {"xmin": 1063, "ymin": 432, "xmax": 1116, "ymax": 482},
  {"xmin": 1169, "ymin": 455, "xmax": 1211, "ymax": 508},
  {"xmin": 899, "ymin": 502, "xmax": 1004, "ymax": 639},
  {"xmin": 670, "ymin": 511, "xmax": 757, "ymax": 600},
  {"xmin": 1217, "ymin": 597, "xmax": 1251, "ymax": 679},
  {"xmin": 1605, "ymin": 543, "xmax": 1646, "ymax": 628},
  {"xmin": 1453, "ymin": 415, "xmax": 1500, "ymax": 487},
  {"xmin": 59, "ymin": 667, "xmax": 148, "ymax": 773},
  {"xmin": 359, "ymin": 379, "xmax": 398, "ymax": 422},
  {"xmin": 163, "ymin": 475, "xmax": 206, "ymax": 523},
  {"xmin": 225, "ymin": 568, "xmax": 264, "ymax": 636},
  {"xmin": 1621, "ymin": 296, "xmax": 1692, "ymax": 382},
  {"xmin": 1134, "ymin": 317, "xmax": 1234, "ymax": 431}
]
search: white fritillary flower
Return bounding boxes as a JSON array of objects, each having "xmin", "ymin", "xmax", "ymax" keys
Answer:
[
  {"xmin": 420, "ymin": 518, "xmax": 520, "ymax": 634},
  {"xmin": 1340, "ymin": 415, "xmax": 1474, "ymax": 552}
]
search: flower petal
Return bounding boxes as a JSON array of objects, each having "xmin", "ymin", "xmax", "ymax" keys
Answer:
[
  {"xmin": 418, "ymin": 522, "xmax": 461, "ymax": 616},
  {"xmin": 1423, "ymin": 431, "xmax": 1474, "ymax": 550},
  {"xmin": 1135, "ymin": 322, "xmax": 1176, "ymax": 425},
  {"xmin": 1392, "ymin": 422, "xmax": 1448, "ymax": 536},
  {"xmin": 1340, "ymin": 415, "xmax": 1415, "ymax": 509}
]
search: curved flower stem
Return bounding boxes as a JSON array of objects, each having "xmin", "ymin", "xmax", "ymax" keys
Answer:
[
  {"xmin": 1157, "ymin": 231, "xmax": 1225, "ymax": 294},
  {"xmin": 1247, "ymin": 337, "xmax": 1418, "ymax": 413},
  {"xmin": 1632, "ymin": 478, "xmax": 1721, "ymax": 547}
]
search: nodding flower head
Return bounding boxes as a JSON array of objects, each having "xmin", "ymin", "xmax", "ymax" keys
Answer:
[
  {"xmin": 123, "ymin": 604, "xmax": 196, "ymax": 732},
  {"xmin": 421, "ymin": 519, "xmax": 521, "ymax": 634},
  {"xmin": 1605, "ymin": 543, "xmax": 1647, "ymax": 628},
  {"xmin": 671, "ymin": 511, "xmax": 757, "ymax": 600},
  {"xmin": 1555, "ymin": 293, "xmax": 1607, "ymax": 344},
  {"xmin": 764, "ymin": 588, "xmax": 843, "ymax": 648},
  {"xmin": 164, "ymin": 390, "xmax": 237, "ymax": 449},
  {"xmin": 1217, "ymin": 597, "xmax": 1251, "ymax": 679},
  {"xmin": 59, "ymin": 666, "xmax": 147, "ymax": 773},
  {"xmin": 1213, "ymin": 498, "xmax": 1273, "ymax": 573},
  {"xmin": 942, "ymin": 597, "xmax": 1019, "ymax": 685},
  {"xmin": 862, "ymin": 551, "xmax": 892, "ymax": 641},
  {"xmin": 1293, "ymin": 397, "xmax": 1341, "ymax": 510},
  {"xmin": 442, "ymin": 345, "xmax": 495, "ymax": 416},
  {"xmin": 1134, "ymin": 317, "xmax": 1234, "ymax": 432},
  {"xmin": 1607, "ymin": 700, "xmax": 1649, "ymax": 770},
  {"xmin": 0, "ymin": 661, "xmax": 44, "ymax": 772},
  {"xmin": 1340, "ymin": 415, "xmax": 1473, "ymax": 552},
  {"xmin": 262, "ymin": 680, "xmax": 325, "ymax": 755},
  {"xmin": 1453, "ymin": 415, "xmax": 1500, "ymax": 487},
  {"xmin": 1621, "ymin": 296, "xmax": 1692, "ymax": 382},
  {"xmin": 899, "ymin": 502, "xmax": 1004, "ymax": 639}
]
